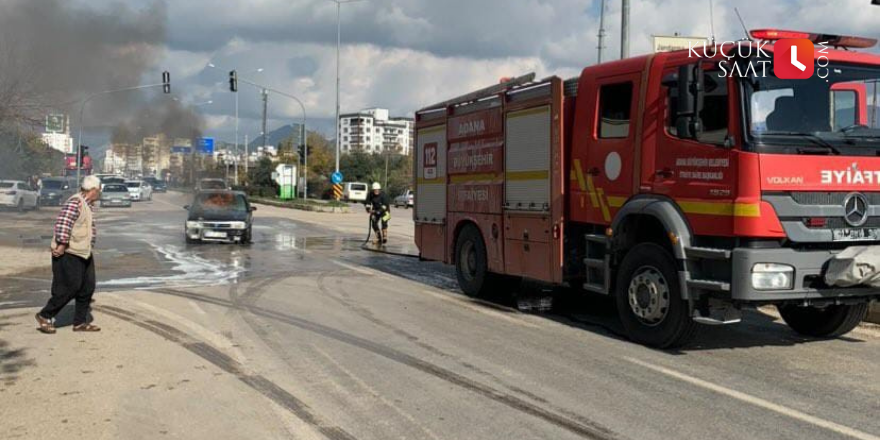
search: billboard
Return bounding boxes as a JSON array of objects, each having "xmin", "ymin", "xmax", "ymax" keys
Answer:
[
  {"xmin": 197, "ymin": 137, "xmax": 214, "ymax": 154},
  {"xmin": 46, "ymin": 114, "xmax": 66, "ymax": 133},
  {"xmin": 653, "ymin": 35, "xmax": 709, "ymax": 53}
]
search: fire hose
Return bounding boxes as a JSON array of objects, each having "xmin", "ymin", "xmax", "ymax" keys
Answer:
[{"xmin": 360, "ymin": 212, "xmax": 420, "ymax": 259}]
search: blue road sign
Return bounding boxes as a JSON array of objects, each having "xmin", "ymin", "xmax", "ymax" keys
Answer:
[
  {"xmin": 330, "ymin": 171, "xmax": 342, "ymax": 185},
  {"xmin": 331, "ymin": 171, "xmax": 343, "ymax": 185},
  {"xmin": 197, "ymin": 137, "xmax": 214, "ymax": 154}
]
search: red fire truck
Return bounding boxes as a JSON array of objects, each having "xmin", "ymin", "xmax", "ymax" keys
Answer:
[{"xmin": 413, "ymin": 30, "xmax": 880, "ymax": 347}]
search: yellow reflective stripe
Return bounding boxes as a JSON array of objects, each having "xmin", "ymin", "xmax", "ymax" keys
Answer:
[
  {"xmin": 506, "ymin": 170, "xmax": 549, "ymax": 181},
  {"xmin": 597, "ymin": 187, "xmax": 611, "ymax": 222},
  {"xmin": 676, "ymin": 201, "xmax": 761, "ymax": 218},
  {"xmin": 449, "ymin": 173, "xmax": 499, "ymax": 184},
  {"xmin": 585, "ymin": 175, "xmax": 599, "ymax": 208},
  {"xmin": 418, "ymin": 126, "xmax": 445, "ymax": 136},
  {"xmin": 507, "ymin": 106, "xmax": 550, "ymax": 119},
  {"xmin": 573, "ymin": 159, "xmax": 588, "ymax": 192},
  {"xmin": 607, "ymin": 196, "xmax": 626, "ymax": 208},
  {"xmin": 416, "ymin": 177, "xmax": 447, "ymax": 185}
]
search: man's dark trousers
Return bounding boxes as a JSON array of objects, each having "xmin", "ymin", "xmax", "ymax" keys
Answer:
[{"xmin": 39, "ymin": 254, "xmax": 95, "ymax": 325}]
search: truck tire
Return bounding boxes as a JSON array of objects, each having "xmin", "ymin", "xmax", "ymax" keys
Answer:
[
  {"xmin": 778, "ymin": 303, "xmax": 868, "ymax": 338},
  {"xmin": 455, "ymin": 225, "xmax": 498, "ymax": 298},
  {"xmin": 615, "ymin": 243, "xmax": 698, "ymax": 348}
]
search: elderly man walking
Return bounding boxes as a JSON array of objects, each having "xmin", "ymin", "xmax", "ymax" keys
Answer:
[{"xmin": 35, "ymin": 175, "xmax": 102, "ymax": 334}]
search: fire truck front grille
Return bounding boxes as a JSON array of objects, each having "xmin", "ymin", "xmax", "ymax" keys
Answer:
[{"xmin": 790, "ymin": 192, "xmax": 880, "ymax": 206}]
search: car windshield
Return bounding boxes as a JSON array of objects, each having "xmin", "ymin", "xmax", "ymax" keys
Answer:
[
  {"xmin": 743, "ymin": 60, "xmax": 880, "ymax": 155},
  {"xmin": 41, "ymin": 180, "xmax": 66, "ymax": 189},
  {"xmin": 0, "ymin": 182, "xmax": 14, "ymax": 189},
  {"xmin": 103, "ymin": 184, "xmax": 128, "ymax": 192},
  {"xmin": 192, "ymin": 193, "xmax": 248, "ymax": 213},
  {"xmin": 103, "ymin": 178, "xmax": 124, "ymax": 185},
  {"xmin": 125, "ymin": 182, "xmax": 141, "ymax": 188},
  {"xmin": 352, "ymin": 184, "xmax": 367, "ymax": 191}
]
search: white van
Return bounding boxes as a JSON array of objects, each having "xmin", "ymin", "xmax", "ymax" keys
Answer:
[{"xmin": 343, "ymin": 182, "xmax": 368, "ymax": 202}]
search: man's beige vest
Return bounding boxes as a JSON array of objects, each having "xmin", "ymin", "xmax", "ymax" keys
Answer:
[{"xmin": 54, "ymin": 194, "xmax": 93, "ymax": 259}]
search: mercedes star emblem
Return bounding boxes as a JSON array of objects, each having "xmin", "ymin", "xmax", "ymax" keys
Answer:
[{"xmin": 843, "ymin": 192, "xmax": 869, "ymax": 227}]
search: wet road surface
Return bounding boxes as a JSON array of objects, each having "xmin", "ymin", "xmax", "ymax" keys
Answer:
[{"xmin": 1, "ymin": 192, "xmax": 878, "ymax": 440}]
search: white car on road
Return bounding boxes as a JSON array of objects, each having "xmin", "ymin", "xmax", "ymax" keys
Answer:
[
  {"xmin": 0, "ymin": 180, "xmax": 39, "ymax": 211},
  {"xmin": 125, "ymin": 180, "xmax": 152, "ymax": 201},
  {"xmin": 393, "ymin": 189, "xmax": 414, "ymax": 208}
]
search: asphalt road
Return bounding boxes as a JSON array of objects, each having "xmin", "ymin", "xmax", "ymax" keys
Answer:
[{"xmin": 1, "ymin": 192, "xmax": 878, "ymax": 440}]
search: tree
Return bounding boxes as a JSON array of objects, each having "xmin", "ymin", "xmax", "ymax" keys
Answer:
[{"xmin": 250, "ymin": 156, "xmax": 276, "ymax": 188}]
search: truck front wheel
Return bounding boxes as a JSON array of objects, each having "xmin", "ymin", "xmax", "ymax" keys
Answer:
[
  {"xmin": 615, "ymin": 243, "xmax": 698, "ymax": 348},
  {"xmin": 778, "ymin": 303, "xmax": 868, "ymax": 338}
]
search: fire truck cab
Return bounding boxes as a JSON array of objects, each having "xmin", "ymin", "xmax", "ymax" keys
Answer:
[{"xmin": 414, "ymin": 30, "xmax": 880, "ymax": 347}]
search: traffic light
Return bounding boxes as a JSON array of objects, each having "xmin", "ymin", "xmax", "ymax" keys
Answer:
[
  {"xmin": 229, "ymin": 70, "xmax": 238, "ymax": 92},
  {"xmin": 77, "ymin": 145, "xmax": 89, "ymax": 167},
  {"xmin": 297, "ymin": 144, "xmax": 305, "ymax": 162},
  {"xmin": 162, "ymin": 71, "xmax": 171, "ymax": 94}
]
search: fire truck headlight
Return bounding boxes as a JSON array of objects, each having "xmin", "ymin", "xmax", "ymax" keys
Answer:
[{"xmin": 751, "ymin": 263, "xmax": 794, "ymax": 290}]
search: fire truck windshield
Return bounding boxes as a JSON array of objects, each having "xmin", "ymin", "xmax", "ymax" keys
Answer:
[{"xmin": 743, "ymin": 61, "xmax": 880, "ymax": 156}]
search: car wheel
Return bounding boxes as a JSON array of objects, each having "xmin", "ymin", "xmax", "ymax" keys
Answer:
[
  {"xmin": 778, "ymin": 303, "xmax": 868, "ymax": 338},
  {"xmin": 615, "ymin": 243, "xmax": 698, "ymax": 348}
]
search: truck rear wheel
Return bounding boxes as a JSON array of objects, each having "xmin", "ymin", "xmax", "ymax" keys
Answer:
[
  {"xmin": 778, "ymin": 303, "xmax": 868, "ymax": 338},
  {"xmin": 615, "ymin": 243, "xmax": 697, "ymax": 348},
  {"xmin": 455, "ymin": 225, "xmax": 513, "ymax": 298}
]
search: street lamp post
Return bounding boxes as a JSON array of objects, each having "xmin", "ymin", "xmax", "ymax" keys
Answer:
[
  {"xmin": 237, "ymin": 77, "xmax": 308, "ymax": 199},
  {"xmin": 327, "ymin": 0, "xmax": 365, "ymax": 174},
  {"xmin": 77, "ymin": 81, "xmax": 170, "ymax": 184}
]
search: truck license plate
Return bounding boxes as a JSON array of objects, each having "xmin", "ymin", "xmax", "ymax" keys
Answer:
[
  {"xmin": 832, "ymin": 228, "xmax": 880, "ymax": 241},
  {"xmin": 204, "ymin": 230, "xmax": 227, "ymax": 239}
]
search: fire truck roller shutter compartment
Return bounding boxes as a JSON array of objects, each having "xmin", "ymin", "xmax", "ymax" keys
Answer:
[
  {"xmin": 415, "ymin": 124, "xmax": 447, "ymax": 261},
  {"xmin": 505, "ymin": 106, "xmax": 551, "ymax": 210},
  {"xmin": 503, "ymin": 104, "xmax": 554, "ymax": 282}
]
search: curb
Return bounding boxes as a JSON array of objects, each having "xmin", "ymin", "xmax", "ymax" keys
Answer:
[{"xmin": 251, "ymin": 198, "xmax": 350, "ymax": 214}]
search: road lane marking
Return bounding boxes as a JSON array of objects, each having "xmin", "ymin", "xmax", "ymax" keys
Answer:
[{"xmin": 625, "ymin": 357, "xmax": 880, "ymax": 440}]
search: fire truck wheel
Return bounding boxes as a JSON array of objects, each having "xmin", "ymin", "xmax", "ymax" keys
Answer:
[
  {"xmin": 615, "ymin": 243, "xmax": 697, "ymax": 348},
  {"xmin": 777, "ymin": 303, "xmax": 868, "ymax": 338},
  {"xmin": 455, "ymin": 225, "xmax": 494, "ymax": 297}
]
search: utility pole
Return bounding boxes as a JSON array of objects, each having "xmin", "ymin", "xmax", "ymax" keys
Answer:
[
  {"xmin": 597, "ymin": 0, "xmax": 607, "ymax": 64},
  {"xmin": 261, "ymin": 89, "xmax": 269, "ymax": 152},
  {"xmin": 327, "ymin": 0, "xmax": 365, "ymax": 174},
  {"xmin": 621, "ymin": 0, "xmax": 630, "ymax": 59}
]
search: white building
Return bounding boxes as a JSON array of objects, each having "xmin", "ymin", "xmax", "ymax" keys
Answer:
[
  {"xmin": 102, "ymin": 149, "xmax": 126, "ymax": 174},
  {"xmin": 41, "ymin": 132, "xmax": 74, "ymax": 154},
  {"xmin": 339, "ymin": 108, "xmax": 413, "ymax": 155}
]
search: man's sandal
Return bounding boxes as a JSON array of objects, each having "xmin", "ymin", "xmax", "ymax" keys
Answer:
[
  {"xmin": 72, "ymin": 323, "xmax": 101, "ymax": 332},
  {"xmin": 35, "ymin": 313, "xmax": 56, "ymax": 334}
]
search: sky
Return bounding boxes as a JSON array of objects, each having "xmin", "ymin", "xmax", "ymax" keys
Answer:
[{"xmin": 69, "ymin": 0, "xmax": 880, "ymax": 143}]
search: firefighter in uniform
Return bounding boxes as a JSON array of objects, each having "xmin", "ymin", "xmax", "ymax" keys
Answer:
[{"xmin": 365, "ymin": 182, "xmax": 391, "ymax": 244}]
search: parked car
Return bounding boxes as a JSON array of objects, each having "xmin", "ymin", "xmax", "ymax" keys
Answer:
[
  {"xmin": 393, "ymin": 189, "xmax": 414, "ymax": 208},
  {"xmin": 0, "ymin": 180, "xmax": 39, "ymax": 211},
  {"xmin": 100, "ymin": 183, "xmax": 132, "ymax": 208},
  {"xmin": 125, "ymin": 180, "xmax": 152, "ymax": 201},
  {"xmin": 39, "ymin": 177, "xmax": 77, "ymax": 206},
  {"xmin": 343, "ymin": 182, "xmax": 368, "ymax": 202},
  {"xmin": 184, "ymin": 190, "xmax": 255, "ymax": 244},
  {"xmin": 143, "ymin": 177, "xmax": 167, "ymax": 193},
  {"xmin": 196, "ymin": 178, "xmax": 229, "ymax": 192},
  {"xmin": 100, "ymin": 176, "xmax": 125, "ymax": 190}
]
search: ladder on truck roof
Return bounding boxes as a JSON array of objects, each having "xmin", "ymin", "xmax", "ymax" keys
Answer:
[{"xmin": 417, "ymin": 73, "xmax": 536, "ymax": 114}]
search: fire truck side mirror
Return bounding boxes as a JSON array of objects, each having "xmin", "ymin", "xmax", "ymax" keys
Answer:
[{"xmin": 675, "ymin": 64, "xmax": 705, "ymax": 139}]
